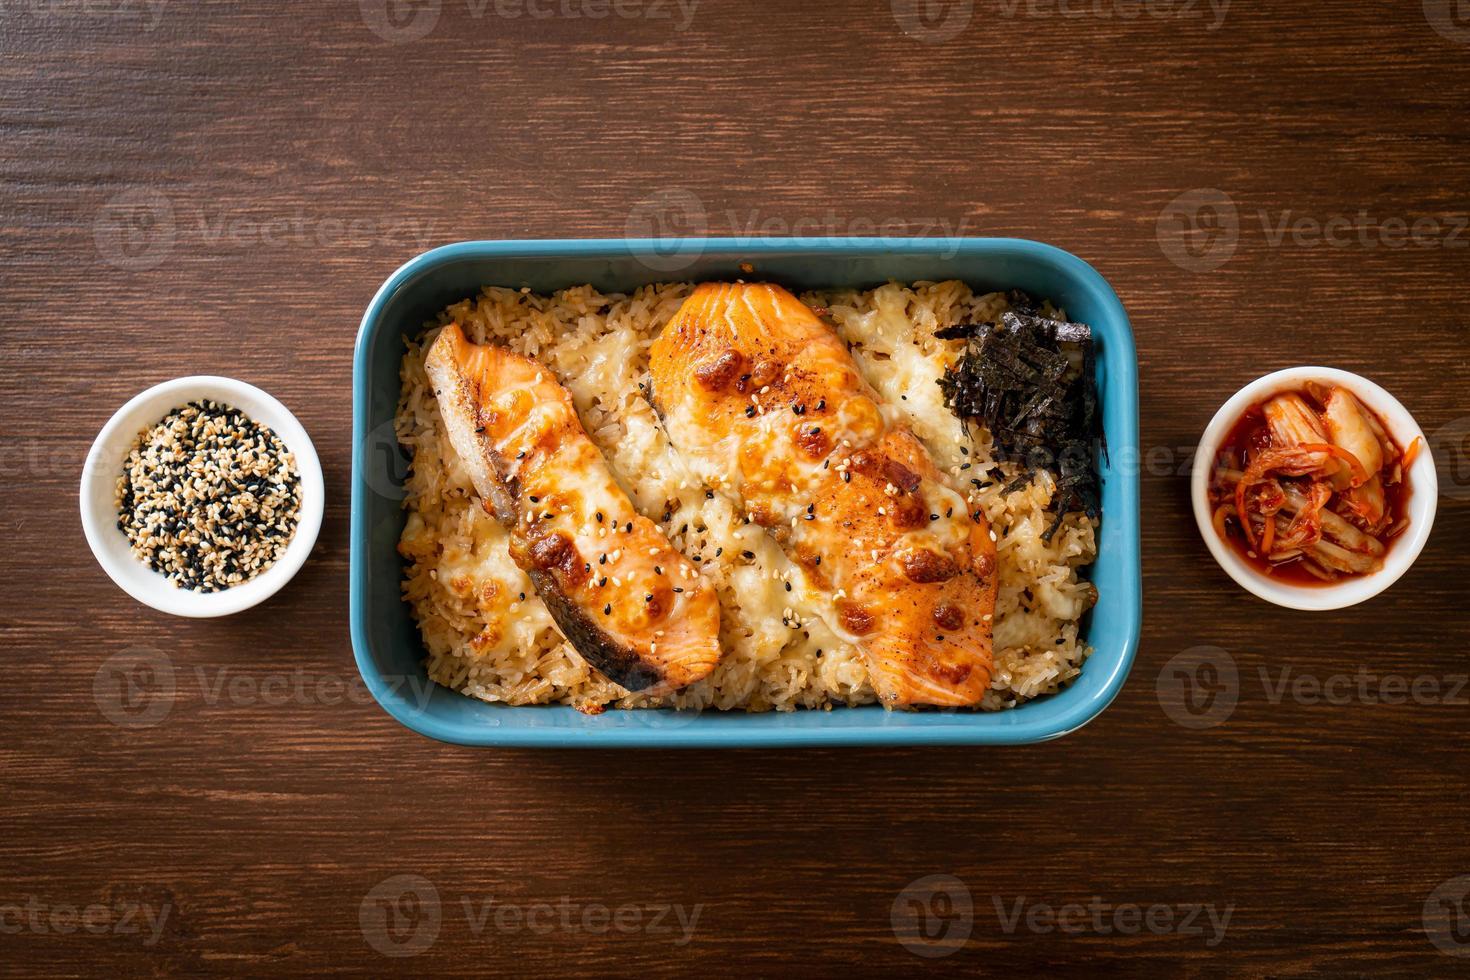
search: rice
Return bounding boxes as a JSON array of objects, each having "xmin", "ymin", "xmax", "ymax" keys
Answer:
[{"xmin": 395, "ymin": 280, "xmax": 1097, "ymax": 712}]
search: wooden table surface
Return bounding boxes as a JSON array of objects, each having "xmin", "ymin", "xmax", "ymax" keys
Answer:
[{"xmin": 4, "ymin": 2, "xmax": 1469, "ymax": 976}]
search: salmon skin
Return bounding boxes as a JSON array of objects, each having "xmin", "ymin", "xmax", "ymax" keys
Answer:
[
  {"xmin": 425, "ymin": 323, "xmax": 722, "ymax": 696},
  {"xmin": 648, "ymin": 283, "xmax": 997, "ymax": 707}
]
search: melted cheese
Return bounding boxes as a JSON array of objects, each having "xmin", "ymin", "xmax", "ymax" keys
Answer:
[
  {"xmin": 649, "ymin": 283, "xmax": 999, "ymax": 707},
  {"xmin": 426, "ymin": 324, "xmax": 721, "ymax": 694}
]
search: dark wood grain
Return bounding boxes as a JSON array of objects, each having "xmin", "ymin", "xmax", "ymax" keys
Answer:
[{"xmin": 3, "ymin": 1, "xmax": 1469, "ymax": 976}]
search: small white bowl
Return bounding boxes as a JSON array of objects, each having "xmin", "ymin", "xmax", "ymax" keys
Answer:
[
  {"xmin": 80, "ymin": 376, "xmax": 325, "ymax": 618},
  {"xmin": 1192, "ymin": 366, "xmax": 1437, "ymax": 611}
]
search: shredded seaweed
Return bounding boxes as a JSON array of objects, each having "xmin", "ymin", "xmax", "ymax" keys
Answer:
[{"xmin": 937, "ymin": 294, "xmax": 1104, "ymax": 541}]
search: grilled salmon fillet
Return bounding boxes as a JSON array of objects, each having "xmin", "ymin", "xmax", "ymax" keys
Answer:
[
  {"xmin": 426, "ymin": 323, "xmax": 721, "ymax": 696},
  {"xmin": 648, "ymin": 283, "xmax": 997, "ymax": 707}
]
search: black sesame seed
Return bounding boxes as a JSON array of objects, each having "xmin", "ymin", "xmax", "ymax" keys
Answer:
[{"xmin": 113, "ymin": 401, "xmax": 298, "ymax": 593}]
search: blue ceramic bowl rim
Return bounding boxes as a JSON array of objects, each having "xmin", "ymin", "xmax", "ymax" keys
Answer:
[{"xmin": 351, "ymin": 238, "xmax": 1141, "ymax": 747}]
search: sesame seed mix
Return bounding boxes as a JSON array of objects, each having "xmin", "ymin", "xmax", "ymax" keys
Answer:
[{"xmin": 113, "ymin": 401, "xmax": 300, "ymax": 593}]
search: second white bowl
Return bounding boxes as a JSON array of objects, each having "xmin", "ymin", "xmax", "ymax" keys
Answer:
[
  {"xmin": 79, "ymin": 376, "xmax": 325, "ymax": 618},
  {"xmin": 1191, "ymin": 366, "xmax": 1437, "ymax": 611}
]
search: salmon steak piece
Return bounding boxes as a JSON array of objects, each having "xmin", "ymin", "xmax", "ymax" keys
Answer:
[
  {"xmin": 647, "ymin": 283, "xmax": 998, "ymax": 707},
  {"xmin": 426, "ymin": 323, "xmax": 722, "ymax": 695}
]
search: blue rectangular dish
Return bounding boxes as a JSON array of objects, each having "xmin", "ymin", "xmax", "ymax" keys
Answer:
[{"xmin": 351, "ymin": 238, "xmax": 1140, "ymax": 747}]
